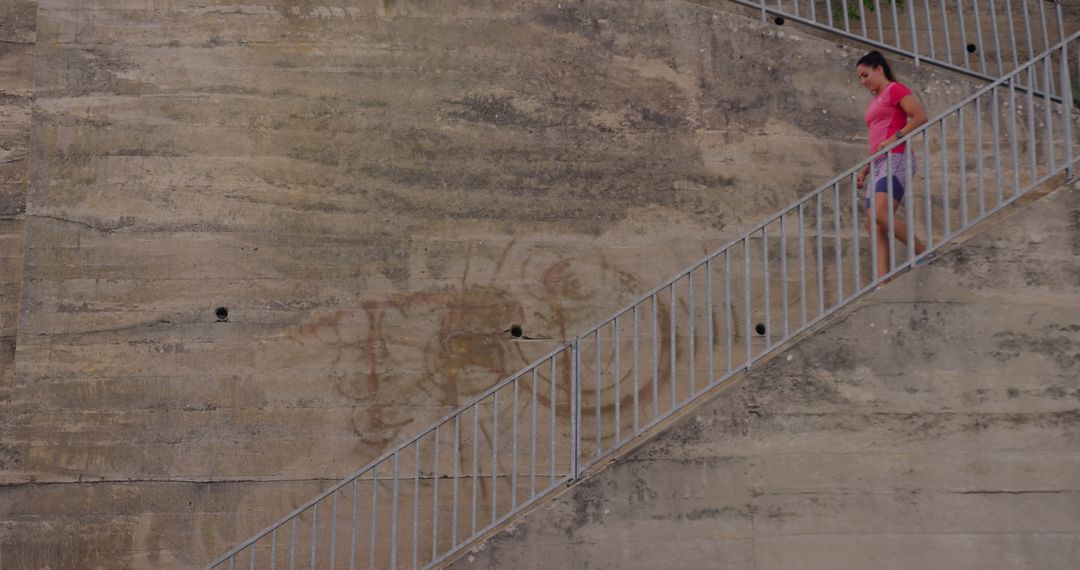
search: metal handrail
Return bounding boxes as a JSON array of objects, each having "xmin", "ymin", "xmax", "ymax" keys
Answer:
[
  {"xmin": 722, "ymin": 0, "xmax": 1067, "ymax": 85},
  {"xmin": 207, "ymin": 29, "xmax": 1080, "ymax": 570}
]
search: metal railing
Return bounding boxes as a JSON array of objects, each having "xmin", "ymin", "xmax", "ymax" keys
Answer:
[
  {"xmin": 725, "ymin": 0, "xmax": 1067, "ymax": 83},
  {"xmin": 208, "ymin": 32, "xmax": 1079, "ymax": 570}
]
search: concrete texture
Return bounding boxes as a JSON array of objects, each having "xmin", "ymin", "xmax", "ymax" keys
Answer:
[
  {"xmin": 448, "ymin": 182, "xmax": 1080, "ymax": 570},
  {"xmin": 0, "ymin": 0, "xmax": 36, "ymax": 484},
  {"xmin": 11, "ymin": 0, "xmax": 1080, "ymax": 567},
  {"xmin": 1, "ymin": 1, "xmax": 996, "ymax": 566}
]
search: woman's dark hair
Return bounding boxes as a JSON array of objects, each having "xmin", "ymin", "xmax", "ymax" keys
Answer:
[{"xmin": 857, "ymin": 50, "xmax": 897, "ymax": 82}]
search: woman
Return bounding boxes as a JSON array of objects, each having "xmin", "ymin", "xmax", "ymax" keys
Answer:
[{"xmin": 855, "ymin": 51, "xmax": 928, "ymax": 280}]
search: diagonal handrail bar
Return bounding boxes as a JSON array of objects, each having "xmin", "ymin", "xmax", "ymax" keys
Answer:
[
  {"xmin": 208, "ymin": 30, "xmax": 1079, "ymax": 570},
  {"xmin": 717, "ymin": 0, "xmax": 1067, "ymax": 85}
]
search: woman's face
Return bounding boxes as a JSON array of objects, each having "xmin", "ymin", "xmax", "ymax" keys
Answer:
[{"xmin": 856, "ymin": 64, "xmax": 886, "ymax": 93}]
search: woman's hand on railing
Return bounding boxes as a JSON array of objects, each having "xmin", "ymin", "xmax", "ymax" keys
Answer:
[{"xmin": 856, "ymin": 166, "xmax": 868, "ymax": 189}]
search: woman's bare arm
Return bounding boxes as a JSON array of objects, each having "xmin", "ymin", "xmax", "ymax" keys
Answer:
[{"xmin": 876, "ymin": 94, "xmax": 928, "ymax": 151}]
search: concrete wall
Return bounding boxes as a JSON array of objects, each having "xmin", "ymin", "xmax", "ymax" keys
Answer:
[
  {"xmin": 449, "ymin": 182, "xmax": 1080, "ymax": 570},
  {"xmin": 0, "ymin": 0, "xmax": 36, "ymax": 448},
  {"xmin": 0, "ymin": 0, "xmax": 1001, "ymax": 567}
]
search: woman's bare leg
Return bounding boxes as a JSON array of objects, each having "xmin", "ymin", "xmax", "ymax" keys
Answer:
[{"xmin": 868, "ymin": 194, "xmax": 927, "ymax": 278}]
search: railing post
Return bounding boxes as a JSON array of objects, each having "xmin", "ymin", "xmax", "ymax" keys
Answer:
[
  {"xmin": 570, "ymin": 338, "xmax": 580, "ymax": 479},
  {"xmin": 1063, "ymin": 40, "xmax": 1074, "ymax": 179}
]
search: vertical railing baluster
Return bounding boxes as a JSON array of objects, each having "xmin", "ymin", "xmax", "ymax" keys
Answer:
[
  {"xmin": 742, "ymin": 238, "xmax": 752, "ymax": 364},
  {"xmin": 992, "ymin": 87, "xmax": 1004, "ymax": 207},
  {"xmin": 1008, "ymin": 77, "xmax": 1021, "ymax": 197},
  {"xmin": 491, "ymin": 392, "xmax": 498, "ymax": 524},
  {"xmin": 815, "ymin": 193, "xmax": 825, "ymax": 313},
  {"xmin": 471, "ymin": 407, "xmax": 478, "ymax": 536},
  {"xmin": 924, "ymin": 0, "xmax": 936, "ymax": 60},
  {"xmin": 1054, "ymin": 2, "xmax": 1065, "ymax": 49},
  {"xmin": 1027, "ymin": 65, "xmax": 1037, "ymax": 185},
  {"xmin": 908, "ymin": 0, "xmax": 921, "ymax": 61},
  {"xmin": 851, "ymin": 174, "xmax": 861, "ymax": 291},
  {"xmin": 452, "ymin": 416, "xmax": 461, "ymax": 546},
  {"xmin": 887, "ymin": 152, "xmax": 896, "ymax": 272},
  {"xmin": 688, "ymin": 272, "xmax": 696, "ymax": 399},
  {"xmin": 329, "ymin": 490, "xmax": 338, "ymax": 570},
  {"xmin": 833, "ymin": 184, "xmax": 843, "ymax": 304},
  {"xmin": 859, "ymin": 0, "xmax": 868, "ymax": 40},
  {"xmin": 511, "ymin": 380, "xmax": 519, "ymax": 510},
  {"xmin": 572, "ymin": 344, "xmax": 581, "ymax": 479},
  {"xmin": 959, "ymin": 105, "xmax": 969, "ymax": 229},
  {"xmin": 940, "ymin": 0, "xmax": 953, "ymax": 65},
  {"xmin": 1021, "ymin": 0, "xmax": 1034, "ymax": 73},
  {"xmin": 310, "ymin": 504, "xmax": 318, "ymax": 570},
  {"xmin": 633, "ymin": 305, "xmax": 640, "ymax": 429},
  {"xmin": 976, "ymin": 93, "xmax": 986, "ymax": 217},
  {"xmin": 989, "ymin": 0, "xmax": 1004, "ymax": 76},
  {"xmin": 594, "ymin": 329, "xmax": 601, "ymax": 459},
  {"xmin": 706, "ymin": 259, "xmax": 714, "ymax": 385},
  {"xmin": 924, "ymin": 130, "xmax": 933, "ymax": 249},
  {"xmin": 652, "ymin": 294, "xmax": 659, "ymax": 419},
  {"xmin": 973, "ymin": 0, "xmax": 988, "ymax": 74},
  {"xmin": 432, "ymin": 427, "xmax": 440, "ymax": 561},
  {"xmin": 780, "ymin": 213, "xmax": 790, "ymax": 336},
  {"xmin": 271, "ymin": 528, "xmax": 278, "ymax": 570},
  {"xmin": 391, "ymin": 452, "xmax": 400, "ymax": 569},
  {"xmin": 1043, "ymin": 57, "xmax": 1055, "ymax": 173},
  {"xmin": 670, "ymin": 283, "xmax": 677, "ymax": 410},
  {"xmin": 1005, "ymin": 0, "xmax": 1019, "ymax": 72},
  {"xmin": 614, "ymin": 318, "xmax": 621, "ymax": 444},
  {"xmin": 530, "ymin": 369, "xmax": 537, "ymax": 496},
  {"xmin": 942, "ymin": 119, "xmax": 952, "ymax": 239},
  {"xmin": 550, "ymin": 357, "xmax": 557, "ymax": 481},
  {"xmin": 370, "ymin": 468, "xmax": 378, "ymax": 570},
  {"xmin": 905, "ymin": 141, "xmax": 917, "ymax": 265},
  {"xmin": 724, "ymin": 249, "xmax": 733, "ymax": 373},
  {"xmin": 958, "ymin": 0, "xmax": 971, "ymax": 70},
  {"xmin": 875, "ymin": 0, "xmax": 885, "ymax": 48},
  {"xmin": 762, "ymin": 226, "xmax": 771, "ymax": 348},
  {"xmin": 1062, "ymin": 41, "xmax": 1074, "ymax": 178},
  {"xmin": 1038, "ymin": 1, "xmax": 1051, "ymax": 75},
  {"xmin": 350, "ymin": 479, "xmax": 358, "ymax": 570},
  {"xmin": 798, "ymin": 203, "xmax": 807, "ymax": 324},
  {"xmin": 890, "ymin": 0, "xmax": 902, "ymax": 50}
]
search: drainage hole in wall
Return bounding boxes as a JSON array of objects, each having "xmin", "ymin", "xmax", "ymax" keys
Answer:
[
  {"xmin": 774, "ymin": 16, "xmax": 785, "ymax": 26},
  {"xmin": 215, "ymin": 307, "xmax": 229, "ymax": 322},
  {"xmin": 509, "ymin": 325, "xmax": 523, "ymax": 339},
  {"xmin": 755, "ymin": 323, "xmax": 766, "ymax": 336},
  {"xmin": 966, "ymin": 43, "xmax": 978, "ymax": 54}
]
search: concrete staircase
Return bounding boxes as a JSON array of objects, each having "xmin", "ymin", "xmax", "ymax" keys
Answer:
[
  {"xmin": 207, "ymin": 3, "xmax": 1080, "ymax": 568},
  {"xmin": 446, "ymin": 179, "xmax": 1080, "ymax": 570}
]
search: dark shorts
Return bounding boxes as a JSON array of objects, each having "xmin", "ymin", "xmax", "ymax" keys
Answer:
[{"xmin": 865, "ymin": 152, "xmax": 915, "ymax": 210}]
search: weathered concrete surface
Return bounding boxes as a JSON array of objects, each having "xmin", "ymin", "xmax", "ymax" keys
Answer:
[
  {"xmin": 0, "ymin": 0, "xmax": 36, "ymax": 472},
  {"xmin": 449, "ymin": 182, "xmax": 1080, "ymax": 569},
  {"xmin": 2, "ymin": 0, "xmax": 1000, "ymax": 566}
]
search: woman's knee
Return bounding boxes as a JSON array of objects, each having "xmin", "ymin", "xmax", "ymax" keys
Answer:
[{"xmin": 873, "ymin": 207, "xmax": 893, "ymax": 227}]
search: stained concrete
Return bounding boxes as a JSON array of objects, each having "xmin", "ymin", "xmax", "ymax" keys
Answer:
[
  {"xmin": 448, "ymin": 182, "xmax": 1080, "ymax": 569},
  {"xmin": 0, "ymin": 0, "xmax": 36, "ymax": 484},
  {"xmin": 1, "ymin": 0, "xmax": 1059, "ymax": 566}
]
